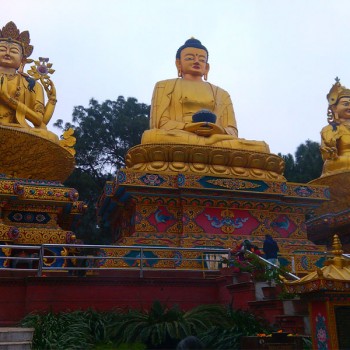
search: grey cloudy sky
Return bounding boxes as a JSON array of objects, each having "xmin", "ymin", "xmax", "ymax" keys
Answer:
[{"xmin": 3, "ymin": 0, "xmax": 350, "ymax": 155}]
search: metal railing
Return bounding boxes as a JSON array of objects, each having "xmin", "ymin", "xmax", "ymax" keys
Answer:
[
  {"xmin": 0, "ymin": 243, "xmax": 231, "ymax": 278},
  {"xmin": 0, "ymin": 244, "xmax": 41, "ymax": 272},
  {"xmin": 244, "ymin": 249, "xmax": 300, "ymax": 280},
  {"xmin": 2, "ymin": 243, "xmax": 348, "ymax": 279}
]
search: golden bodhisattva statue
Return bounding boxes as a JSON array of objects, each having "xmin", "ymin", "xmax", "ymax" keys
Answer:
[
  {"xmin": 127, "ymin": 38, "xmax": 284, "ymax": 180},
  {"xmin": 0, "ymin": 22, "xmax": 75, "ymax": 181},
  {"xmin": 0, "ymin": 21, "xmax": 58, "ymax": 141},
  {"xmin": 320, "ymin": 79, "xmax": 350, "ymax": 176},
  {"xmin": 308, "ymin": 78, "xmax": 350, "ymax": 214}
]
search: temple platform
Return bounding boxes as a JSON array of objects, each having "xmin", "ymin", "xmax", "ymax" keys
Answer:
[{"xmin": 98, "ymin": 168, "xmax": 329, "ymax": 273}]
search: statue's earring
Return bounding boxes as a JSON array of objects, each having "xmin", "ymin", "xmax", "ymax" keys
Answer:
[
  {"xmin": 204, "ymin": 73, "xmax": 208, "ymax": 81},
  {"xmin": 178, "ymin": 69, "xmax": 182, "ymax": 78},
  {"xmin": 18, "ymin": 61, "xmax": 25, "ymax": 74}
]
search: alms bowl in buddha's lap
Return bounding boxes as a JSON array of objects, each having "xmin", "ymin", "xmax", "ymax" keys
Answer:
[{"xmin": 192, "ymin": 109, "xmax": 217, "ymax": 123}]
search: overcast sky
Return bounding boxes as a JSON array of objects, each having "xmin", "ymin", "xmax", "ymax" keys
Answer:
[{"xmin": 3, "ymin": 0, "xmax": 350, "ymax": 156}]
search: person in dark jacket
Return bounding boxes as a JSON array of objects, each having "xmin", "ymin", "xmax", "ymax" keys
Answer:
[{"xmin": 263, "ymin": 234, "xmax": 279, "ymax": 266}]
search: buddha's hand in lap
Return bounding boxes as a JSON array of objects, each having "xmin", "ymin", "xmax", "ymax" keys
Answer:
[
  {"xmin": 184, "ymin": 122, "xmax": 225, "ymax": 137},
  {"xmin": 321, "ymin": 146, "xmax": 338, "ymax": 160}
]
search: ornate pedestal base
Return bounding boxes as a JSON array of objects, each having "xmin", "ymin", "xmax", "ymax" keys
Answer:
[
  {"xmin": 0, "ymin": 175, "xmax": 85, "ymax": 268},
  {"xmin": 307, "ymin": 172, "xmax": 350, "ymax": 247},
  {"xmin": 126, "ymin": 144, "xmax": 286, "ymax": 181},
  {"xmin": 98, "ymin": 168, "xmax": 329, "ymax": 272},
  {"xmin": 0, "ymin": 126, "xmax": 75, "ymax": 182}
]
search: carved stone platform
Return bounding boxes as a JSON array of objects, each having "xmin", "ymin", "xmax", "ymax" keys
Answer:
[
  {"xmin": 307, "ymin": 172, "xmax": 350, "ymax": 247},
  {"xmin": 0, "ymin": 126, "xmax": 75, "ymax": 182},
  {"xmin": 0, "ymin": 175, "xmax": 85, "ymax": 268},
  {"xmin": 126, "ymin": 144, "xmax": 286, "ymax": 181}
]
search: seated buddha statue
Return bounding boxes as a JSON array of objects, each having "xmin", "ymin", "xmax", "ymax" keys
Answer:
[
  {"xmin": 0, "ymin": 21, "xmax": 58, "ymax": 142},
  {"xmin": 320, "ymin": 78, "xmax": 350, "ymax": 176},
  {"xmin": 141, "ymin": 38, "xmax": 269, "ymax": 153}
]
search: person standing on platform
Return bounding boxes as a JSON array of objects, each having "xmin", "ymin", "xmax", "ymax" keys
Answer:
[{"xmin": 263, "ymin": 234, "xmax": 279, "ymax": 266}]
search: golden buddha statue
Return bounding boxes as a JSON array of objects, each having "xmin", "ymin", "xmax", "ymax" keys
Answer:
[
  {"xmin": 126, "ymin": 38, "xmax": 285, "ymax": 180},
  {"xmin": 0, "ymin": 22, "xmax": 75, "ymax": 182},
  {"xmin": 320, "ymin": 78, "xmax": 350, "ymax": 176},
  {"xmin": 141, "ymin": 38, "xmax": 269, "ymax": 152}
]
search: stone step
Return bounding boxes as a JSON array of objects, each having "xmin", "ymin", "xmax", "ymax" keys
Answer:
[
  {"xmin": 0, "ymin": 341, "xmax": 32, "ymax": 350},
  {"xmin": 275, "ymin": 314, "xmax": 310, "ymax": 335},
  {"xmin": 0, "ymin": 328, "xmax": 34, "ymax": 343}
]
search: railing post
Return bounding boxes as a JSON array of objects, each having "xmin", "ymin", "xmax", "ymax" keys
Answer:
[
  {"xmin": 37, "ymin": 245, "xmax": 45, "ymax": 277},
  {"xmin": 291, "ymin": 256, "xmax": 296, "ymax": 273},
  {"xmin": 140, "ymin": 247, "xmax": 143, "ymax": 278}
]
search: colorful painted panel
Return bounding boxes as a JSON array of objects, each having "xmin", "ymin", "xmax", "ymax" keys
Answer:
[
  {"xmin": 135, "ymin": 205, "xmax": 179, "ymax": 234},
  {"xmin": 8, "ymin": 211, "xmax": 51, "ymax": 225},
  {"xmin": 194, "ymin": 208, "xmax": 259, "ymax": 235},
  {"xmin": 265, "ymin": 214, "xmax": 297, "ymax": 238}
]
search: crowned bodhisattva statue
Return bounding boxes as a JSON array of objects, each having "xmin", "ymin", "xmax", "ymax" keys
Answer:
[
  {"xmin": 0, "ymin": 21, "xmax": 75, "ymax": 181},
  {"xmin": 0, "ymin": 21, "xmax": 58, "ymax": 140},
  {"xmin": 308, "ymin": 78, "xmax": 350, "ymax": 213},
  {"xmin": 320, "ymin": 78, "xmax": 350, "ymax": 176}
]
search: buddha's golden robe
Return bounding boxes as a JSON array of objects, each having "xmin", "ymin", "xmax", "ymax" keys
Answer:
[
  {"xmin": 142, "ymin": 78, "xmax": 269, "ymax": 153},
  {"xmin": 0, "ymin": 74, "xmax": 58, "ymax": 142},
  {"xmin": 321, "ymin": 123, "xmax": 350, "ymax": 175}
]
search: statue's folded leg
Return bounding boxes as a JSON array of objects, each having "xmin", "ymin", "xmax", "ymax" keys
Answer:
[
  {"xmin": 142, "ymin": 129, "xmax": 206, "ymax": 145},
  {"xmin": 142, "ymin": 129, "xmax": 270, "ymax": 153},
  {"xmin": 214, "ymin": 139, "xmax": 270, "ymax": 153}
]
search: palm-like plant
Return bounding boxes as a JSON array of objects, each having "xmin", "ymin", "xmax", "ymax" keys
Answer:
[
  {"xmin": 21, "ymin": 311, "xmax": 93, "ymax": 349},
  {"xmin": 199, "ymin": 306, "xmax": 272, "ymax": 349},
  {"xmin": 111, "ymin": 301, "xmax": 226, "ymax": 349}
]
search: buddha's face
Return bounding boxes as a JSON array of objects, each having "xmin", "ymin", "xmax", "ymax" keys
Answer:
[
  {"xmin": 0, "ymin": 41, "xmax": 23, "ymax": 69},
  {"xmin": 333, "ymin": 97, "xmax": 350, "ymax": 120},
  {"xmin": 176, "ymin": 47, "xmax": 209, "ymax": 79}
]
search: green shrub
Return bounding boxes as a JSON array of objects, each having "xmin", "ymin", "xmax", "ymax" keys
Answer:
[
  {"xmin": 21, "ymin": 311, "xmax": 92, "ymax": 349},
  {"xmin": 20, "ymin": 302, "xmax": 273, "ymax": 350},
  {"xmin": 198, "ymin": 306, "xmax": 273, "ymax": 349}
]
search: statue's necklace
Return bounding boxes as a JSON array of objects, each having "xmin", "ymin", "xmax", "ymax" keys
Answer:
[
  {"xmin": 0, "ymin": 72, "xmax": 17, "ymax": 80},
  {"xmin": 0, "ymin": 73, "xmax": 22, "ymax": 100}
]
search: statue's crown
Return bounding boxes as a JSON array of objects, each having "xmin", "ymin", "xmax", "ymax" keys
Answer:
[
  {"xmin": 0, "ymin": 21, "xmax": 33, "ymax": 58},
  {"xmin": 327, "ymin": 77, "xmax": 350, "ymax": 106}
]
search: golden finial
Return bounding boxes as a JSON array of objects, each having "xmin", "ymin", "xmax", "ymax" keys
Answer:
[
  {"xmin": 331, "ymin": 234, "xmax": 343, "ymax": 255},
  {"xmin": 330, "ymin": 234, "xmax": 344, "ymax": 268}
]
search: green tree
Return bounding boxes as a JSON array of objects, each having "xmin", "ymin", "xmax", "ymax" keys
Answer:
[
  {"xmin": 55, "ymin": 96, "xmax": 150, "ymax": 243},
  {"xmin": 279, "ymin": 140, "xmax": 323, "ymax": 183},
  {"xmin": 279, "ymin": 152, "xmax": 296, "ymax": 182}
]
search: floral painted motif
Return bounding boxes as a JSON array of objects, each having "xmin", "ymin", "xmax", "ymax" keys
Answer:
[
  {"xmin": 205, "ymin": 209, "xmax": 248, "ymax": 233},
  {"xmin": 140, "ymin": 174, "xmax": 165, "ymax": 186},
  {"xmin": 294, "ymin": 186, "xmax": 314, "ymax": 197},
  {"xmin": 315, "ymin": 313, "xmax": 329, "ymax": 349}
]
